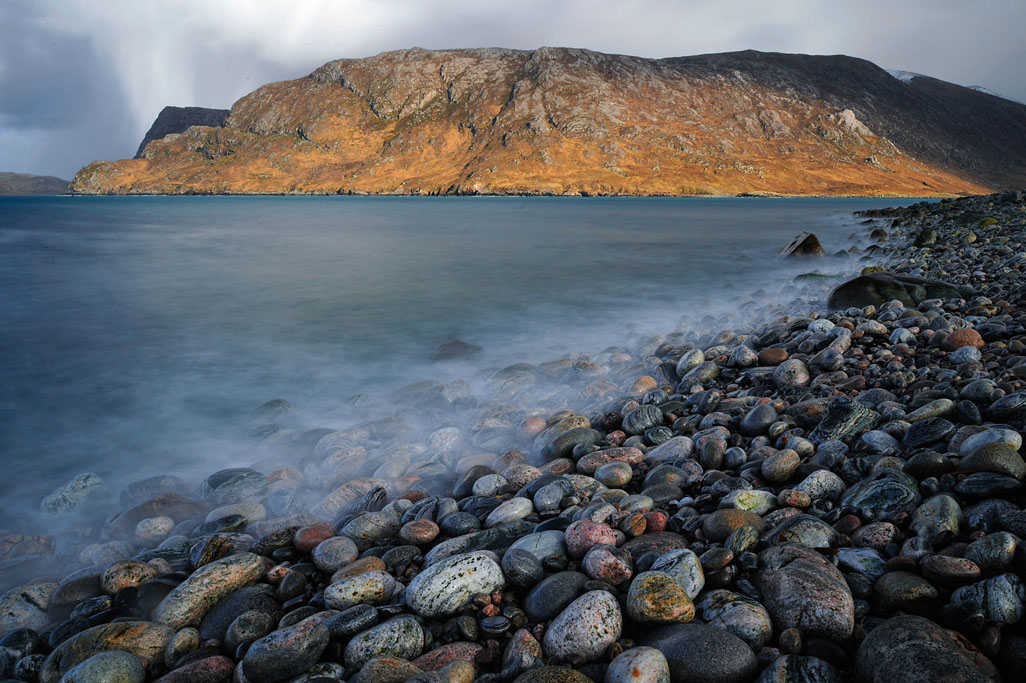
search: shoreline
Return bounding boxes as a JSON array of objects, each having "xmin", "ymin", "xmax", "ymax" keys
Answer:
[
  {"xmin": 53, "ymin": 190, "xmax": 975, "ymax": 199},
  {"xmin": 1, "ymin": 189, "xmax": 1024, "ymax": 682}
]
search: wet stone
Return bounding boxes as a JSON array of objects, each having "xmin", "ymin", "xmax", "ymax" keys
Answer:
[
  {"xmin": 241, "ymin": 618, "xmax": 329, "ymax": 683},
  {"xmin": 605, "ymin": 646, "xmax": 670, "ymax": 683},
  {"xmin": 164, "ymin": 626, "xmax": 200, "ymax": 665},
  {"xmin": 642, "ymin": 622, "xmax": 758, "ymax": 683},
  {"xmin": 740, "ymin": 403, "xmax": 778, "ymax": 436},
  {"xmin": 702, "ymin": 509, "xmax": 766, "ymax": 542},
  {"xmin": 39, "ymin": 621, "xmax": 174, "ymax": 683},
  {"xmin": 958, "ymin": 442, "xmax": 1026, "ymax": 480},
  {"xmin": 581, "ymin": 545, "xmax": 633, "ymax": 585},
  {"xmin": 405, "ymin": 552, "xmax": 504, "ymax": 617},
  {"xmin": 902, "ymin": 417, "xmax": 955, "ymax": 449},
  {"xmin": 542, "ymin": 590, "xmax": 622, "ymax": 665},
  {"xmin": 872, "ymin": 572, "xmax": 940, "ymax": 615},
  {"xmin": 152, "ymin": 552, "xmax": 266, "ymax": 630},
  {"xmin": 910, "ymin": 494, "xmax": 963, "ymax": 541},
  {"xmin": 839, "ymin": 469, "xmax": 921, "ymax": 518},
  {"xmin": 856, "ymin": 615, "xmax": 992, "ymax": 683},
  {"xmin": 502, "ymin": 548, "xmax": 545, "ymax": 588},
  {"xmin": 197, "ymin": 584, "xmax": 280, "ymax": 642},
  {"xmin": 349, "ymin": 656, "xmax": 421, "ymax": 683},
  {"xmin": 343, "ymin": 615, "xmax": 425, "ymax": 669},
  {"xmin": 57, "ymin": 651, "xmax": 146, "ymax": 683},
  {"xmin": 761, "ymin": 449, "xmax": 800, "ymax": 484},
  {"xmin": 758, "ymin": 655, "xmax": 841, "ymax": 683},
  {"xmin": 564, "ymin": 520, "xmax": 619, "ymax": 558},
  {"xmin": 762, "ymin": 514, "xmax": 839, "ymax": 548},
  {"xmin": 964, "ymin": 532, "xmax": 1017, "ymax": 573},
  {"xmin": 310, "ymin": 536, "xmax": 359, "ymax": 573},
  {"xmin": 949, "ymin": 573, "xmax": 1026, "ymax": 625},
  {"xmin": 323, "ymin": 570, "xmax": 397, "ymax": 610},
  {"xmin": 696, "ymin": 589, "xmax": 773, "ymax": 649},
  {"xmin": 626, "ymin": 571, "xmax": 695, "ymax": 624},
  {"xmin": 524, "ymin": 572, "xmax": 589, "ymax": 623},
  {"xmin": 756, "ymin": 544, "xmax": 854, "ymax": 641},
  {"xmin": 650, "ymin": 549, "xmax": 704, "ymax": 599},
  {"xmin": 807, "ymin": 397, "xmax": 878, "ymax": 444}
]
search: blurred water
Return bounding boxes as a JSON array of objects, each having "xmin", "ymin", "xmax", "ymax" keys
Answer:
[{"xmin": 0, "ymin": 196, "xmax": 920, "ymax": 519}]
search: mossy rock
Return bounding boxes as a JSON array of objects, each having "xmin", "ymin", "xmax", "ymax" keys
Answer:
[
  {"xmin": 828, "ymin": 272, "xmax": 974, "ymax": 309},
  {"xmin": 861, "ymin": 265, "xmax": 884, "ymax": 275},
  {"xmin": 794, "ymin": 272, "xmax": 844, "ymax": 282},
  {"xmin": 979, "ymin": 216, "xmax": 998, "ymax": 227}
]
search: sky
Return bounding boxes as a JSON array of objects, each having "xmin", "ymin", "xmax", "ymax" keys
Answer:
[{"xmin": 3, "ymin": 0, "xmax": 1025, "ymax": 179}]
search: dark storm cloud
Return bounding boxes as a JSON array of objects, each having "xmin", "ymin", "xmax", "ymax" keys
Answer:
[
  {"xmin": 2, "ymin": 0, "xmax": 1025, "ymax": 178},
  {"xmin": 0, "ymin": 0, "xmax": 135, "ymax": 178}
]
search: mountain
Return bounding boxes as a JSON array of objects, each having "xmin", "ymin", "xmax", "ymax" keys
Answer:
[
  {"xmin": 71, "ymin": 48, "xmax": 1026, "ymax": 196},
  {"xmin": 133, "ymin": 106, "xmax": 230, "ymax": 158},
  {"xmin": 0, "ymin": 172, "xmax": 69, "ymax": 196}
]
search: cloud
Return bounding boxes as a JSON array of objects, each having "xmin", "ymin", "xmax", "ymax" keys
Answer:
[{"xmin": 1, "ymin": 0, "xmax": 1024, "ymax": 178}]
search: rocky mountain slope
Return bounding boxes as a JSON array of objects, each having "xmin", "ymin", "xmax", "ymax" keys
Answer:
[
  {"xmin": 71, "ymin": 48, "xmax": 1026, "ymax": 196},
  {"xmin": 0, "ymin": 172, "xmax": 69, "ymax": 195},
  {"xmin": 133, "ymin": 106, "xmax": 230, "ymax": 158}
]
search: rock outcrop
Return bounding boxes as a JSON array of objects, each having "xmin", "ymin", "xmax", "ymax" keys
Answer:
[
  {"xmin": 133, "ymin": 106, "xmax": 230, "ymax": 158},
  {"xmin": 71, "ymin": 47, "xmax": 1026, "ymax": 196}
]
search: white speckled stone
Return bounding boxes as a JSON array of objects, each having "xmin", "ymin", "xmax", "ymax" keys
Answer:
[
  {"xmin": 509, "ymin": 531, "xmax": 567, "ymax": 562},
  {"xmin": 650, "ymin": 549, "xmax": 705, "ymax": 599},
  {"xmin": 605, "ymin": 646, "xmax": 670, "ymax": 683},
  {"xmin": 405, "ymin": 552, "xmax": 504, "ymax": 617},
  {"xmin": 343, "ymin": 615, "xmax": 425, "ymax": 669},
  {"xmin": 543, "ymin": 590, "xmax": 622, "ymax": 664},
  {"xmin": 323, "ymin": 570, "xmax": 398, "ymax": 610},
  {"xmin": 485, "ymin": 498, "xmax": 533, "ymax": 527}
]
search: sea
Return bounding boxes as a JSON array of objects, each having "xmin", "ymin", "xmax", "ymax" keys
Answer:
[{"xmin": 0, "ymin": 196, "xmax": 925, "ymax": 523}]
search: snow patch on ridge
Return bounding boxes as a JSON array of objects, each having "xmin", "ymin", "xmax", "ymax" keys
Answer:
[
  {"xmin": 885, "ymin": 69, "xmax": 923, "ymax": 83},
  {"xmin": 968, "ymin": 85, "xmax": 1025, "ymax": 105}
]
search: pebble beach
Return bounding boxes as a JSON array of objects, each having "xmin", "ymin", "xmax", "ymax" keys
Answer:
[{"xmin": 2, "ymin": 189, "xmax": 1026, "ymax": 683}]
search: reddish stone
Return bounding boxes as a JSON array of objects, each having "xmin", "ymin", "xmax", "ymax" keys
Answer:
[
  {"xmin": 619, "ymin": 513, "xmax": 647, "ymax": 538},
  {"xmin": 942, "ymin": 328, "xmax": 985, "ymax": 351},
  {"xmin": 606, "ymin": 431, "xmax": 627, "ymax": 446},
  {"xmin": 582, "ymin": 545, "xmax": 634, "ymax": 585},
  {"xmin": 852, "ymin": 522, "xmax": 899, "ymax": 550},
  {"xmin": 777, "ymin": 489, "xmax": 812, "ymax": 508},
  {"xmin": 565, "ymin": 520, "xmax": 619, "ymax": 558},
  {"xmin": 519, "ymin": 417, "xmax": 547, "ymax": 440},
  {"xmin": 834, "ymin": 514, "xmax": 862, "ymax": 536},
  {"xmin": 758, "ymin": 348, "xmax": 789, "ymax": 365},
  {"xmin": 920, "ymin": 555, "xmax": 982, "ymax": 585},
  {"xmin": 620, "ymin": 532, "xmax": 688, "ymax": 560},
  {"xmin": 644, "ymin": 511, "xmax": 668, "ymax": 533},
  {"xmin": 330, "ymin": 556, "xmax": 387, "ymax": 583},
  {"xmin": 629, "ymin": 376, "xmax": 659, "ymax": 396},
  {"xmin": 267, "ymin": 565, "xmax": 291, "ymax": 584},
  {"xmin": 399, "ymin": 519, "xmax": 440, "ymax": 545},
  {"xmin": 413, "ymin": 642, "xmax": 483, "ymax": 670},
  {"xmin": 156, "ymin": 655, "xmax": 234, "ymax": 683},
  {"xmin": 576, "ymin": 447, "xmax": 644, "ymax": 475},
  {"xmin": 293, "ymin": 523, "xmax": 335, "ymax": 553}
]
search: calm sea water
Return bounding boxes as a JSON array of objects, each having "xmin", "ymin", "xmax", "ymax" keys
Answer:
[{"xmin": 0, "ymin": 196, "xmax": 920, "ymax": 520}]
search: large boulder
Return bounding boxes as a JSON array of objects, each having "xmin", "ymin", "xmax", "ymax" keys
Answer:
[
  {"xmin": 755, "ymin": 544, "xmax": 854, "ymax": 641},
  {"xmin": 779, "ymin": 232, "xmax": 825, "ymax": 257},
  {"xmin": 855, "ymin": 615, "xmax": 995, "ymax": 682},
  {"xmin": 827, "ymin": 272, "xmax": 972, "ymax": 309}
]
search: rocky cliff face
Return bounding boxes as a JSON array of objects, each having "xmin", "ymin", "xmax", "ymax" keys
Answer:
[
  {"xmin": 133, "ymin": 106, "xmax": 230, "ymax": 158},
  {"xmin": 71, "ymin": 48, "xmax": 1026, "ymax": 196},
  {"xmin": 0, "ymin": 172, "xmax": 69, "ymax": 195}
]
